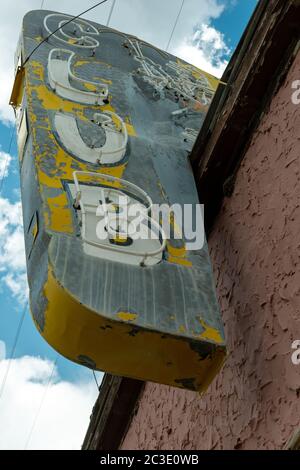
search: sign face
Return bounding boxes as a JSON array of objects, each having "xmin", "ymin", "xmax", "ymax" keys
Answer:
[{"xmin": 14, "ymin": 9, "xmax": 226, "ymax": 391}]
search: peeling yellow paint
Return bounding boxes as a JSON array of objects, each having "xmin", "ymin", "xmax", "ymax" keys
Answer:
[
  {"xmin": 25, "ymin": 59, "xmax": 192, "ymax": 263},
  {"xmin": 32, "ymin": 221, "xmax": 38, "ymax": 240},
  {"xmin": 20, "ymin": 26, "xmax": 227, "ymax": 393},
  {"xmin": 125, "ymin": 123, "xmax": 137, "ymax": 137},
  {"xmin": 167, "ymin": 254, "xmax": 192, "ymax": 267},
  {"xmin": 39, "ymin": 265, "xmax": 226, "ymax": 392},
  {"xmin": 197, "ymin": 318, "xmax": 224, "ymax": 345},
  {"xmin": 9, "ymin": 66, "xmax": 25, "ymax": 108},
  {"xmin": 124, "ymin": 117, "xmax": 137, "ymax": 137},
  {"xmin": 92, "ymin": 76, "xmax": 112, "ymax": 84},
  {"xmin": 168, "ymin": 246, "xmax": 187, "ymax": 258},
  {"xmin": 81, "ymin": 82, "xmax": 98, "ymax": 92},
  {"xmin": 46, "ymin": 193, "xmax": 73, "ymax": 233},
  {"xmin": 74, "ymin": 60, "xmax": 90, "ymax": 67},
  {"xmin": 111, "ymin": 234, "xmax": 130, "ymax": 243},
  {"xmin": 176, "ymin": 58, "xmax": 220, "ymax": 91},
  {"xmin": 75, "ymin": 59, "xmax": 112, "ymax": 69},
  {"xmin": 166, "ymin": 213, "xmax": 192, "ymax": 267},
  {"xmin": 29, "ymin": 61, "xmax": 86, "ymax": 116},
  {"xmin": 157, "ymin": 181, "xmax": 167, "ymax": 200},
  {"xmin": 24, "ymin": 59, "xmax": 136, "ymax": 235},
  {"xmin": 117, "ymin": 312, "xmax": 138, "ymax": 322}
]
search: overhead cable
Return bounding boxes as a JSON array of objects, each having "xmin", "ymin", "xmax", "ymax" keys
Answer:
[
  {"xmin": 24, "ymin": 356, "xmax": 58, "ymax": 450},
  {"xmin": 0, "ymin": 301, "xmax": 28, "ymax": 400},
  {"xmin": 0, "ymin": 126, "xmax": 15, "ymax": 197},
  {"xmin": 23, "ymin": 0, "xmax": 110, "ymax": 67},
  {"xmin": 166, "ymin": 0, "xmax": 185, "ymax": 52},
  {"xmin": 106, "ymin": 0, "xmax": 116, "ymax": 27}
]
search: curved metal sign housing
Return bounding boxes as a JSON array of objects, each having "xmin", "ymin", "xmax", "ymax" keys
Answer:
[{"xmin": 13, "ymin": 9, "xmax": 226, "ymax": 392}]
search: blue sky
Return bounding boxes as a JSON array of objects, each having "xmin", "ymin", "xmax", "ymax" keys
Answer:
[
  {"xmin": 213, "ymin": 0, "xmax": 258, "ymax": 49},
  {"xmin": 0, "ymin": 124, "xmax": 92, "ymax": 383},
  {"xmin": 0, "ymin": 0, "xmax": 257, "ymax": 450}
]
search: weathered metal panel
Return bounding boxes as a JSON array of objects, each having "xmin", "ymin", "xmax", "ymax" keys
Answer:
[{"xmin": 13, "ymin": 9, "xmax": 226, "ymax": 391}]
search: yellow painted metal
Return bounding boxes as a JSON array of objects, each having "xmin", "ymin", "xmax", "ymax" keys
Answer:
[
  {"xmin": 9, "ymin": 66, "xmax": 25, "ymax": 108},
  {"xmin": 26, "ymin": 59, "xmax": 190, "ymax": 265},
  {"xmin": 37, "ymin": 265, "xmax": 226, "ymax": 392}
]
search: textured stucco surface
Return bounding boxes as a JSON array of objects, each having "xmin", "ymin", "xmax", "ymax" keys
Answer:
[{"xmin": 120, "ymin": 51, "xmax": 300, "ymax": 450}]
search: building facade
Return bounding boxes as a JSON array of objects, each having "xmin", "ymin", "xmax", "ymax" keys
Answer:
[{"xmin": 121, "ymin": 34, "xmax": 300, "ymax": 454}]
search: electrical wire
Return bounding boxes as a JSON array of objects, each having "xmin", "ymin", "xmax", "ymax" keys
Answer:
[
  {"xmin": 106, "ymin": 0, "xmax": 116, "ymax": 27},
  {"xmin": 92, "ymin": 370, "xmax": 100, "ymax": 389},
  {"xmin": 0, "ymin": 126, "xmax": 15, "ymax": 197},
  {"xmin": 166, "ymin": 0, "xmax": 185, "ymax": 51},
  {"xmin": 0, "ymin": 301, "xmax": 28, "ymax": 400},
  {"xmin": 22, "ymin": 0, "xmax": 110, "ymax": 68},
  {"xmin": 24, "ymin": 356, "xmax": 58, "ymax": 450}
]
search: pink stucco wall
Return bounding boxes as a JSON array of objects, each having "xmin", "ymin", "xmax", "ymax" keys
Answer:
[{"xmin": 120, "ymin": 52, "xmax": 300, "ymax": 450}]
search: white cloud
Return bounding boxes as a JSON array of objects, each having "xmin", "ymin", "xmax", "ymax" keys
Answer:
[
  {"xmin": 0, "ymin": 151, "xmax": 12, "ymax": 179},
  {"xmin": 0, "ymin": 341, "xmax": 5, "ymax": 360},
  {"xmin": 0, "ymin": 351, "xmax": 99, "ymax": 449},
  {"xmin": 2, "ymin": 272, "xmax": 28, "ymax": 301},
  {"xmin": 0, "ymin": 0, "xmax": 230, "ymax": 123},
  {"xmin": 175, "ymin": 23, "xmax": 231, "ymax": 77},
  {"xmin": 0, "ymin": 197, "xmax": 28, "ymax": 302},
  {"xmin": 107, "ymin": 0, "xmax": 226, "ymax": 50},
  {"xmin": 0, "ymin": 0, "xmax": 44, "ymax": 123}
]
